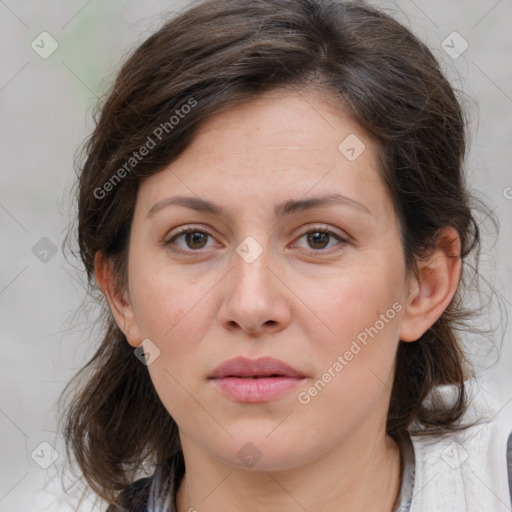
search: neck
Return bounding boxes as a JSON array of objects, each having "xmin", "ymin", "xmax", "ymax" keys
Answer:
[{"xmin": 176, "ymin": 428, "xmax": 402, "ymax": 512}]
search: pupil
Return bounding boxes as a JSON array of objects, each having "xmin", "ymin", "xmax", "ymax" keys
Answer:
[
  {"xmin": 186, "ymin": 232, "xmax": 206, "ymax": 248},
  {"xmin": 308, "ymin": 232, "xmax": 329, "ymax": 249}
]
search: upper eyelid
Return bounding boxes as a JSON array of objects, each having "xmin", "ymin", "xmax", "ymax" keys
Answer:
[
  {"xmin": 167, "ymin": 223, "xmax": 347, "ymax": 238},
  {"xmin": 296, "ymin": 224, "xmax": 345, "ymax": 237}
]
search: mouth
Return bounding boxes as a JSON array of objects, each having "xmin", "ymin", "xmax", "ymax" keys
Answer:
[{"xmin": 208, "ymin": 356, "xmax": 306, "ymax": 403}]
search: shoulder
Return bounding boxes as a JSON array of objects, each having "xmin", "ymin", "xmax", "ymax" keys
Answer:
[
  {"xmin": 409, "ymin": 418, "xmax": 512, "ymax": 511},
  {"xmin": 105, "ymin": 476, "xmax": 152, "ymax": 512},
  {"xmin": 105, "ymin": 451, "xmax": 185, "ymax": 512}
]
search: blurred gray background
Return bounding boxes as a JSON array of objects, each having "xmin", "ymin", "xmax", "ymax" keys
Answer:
[{"xmin": 0, "ymin": 0, "xmax": 511, "ymax": 510}]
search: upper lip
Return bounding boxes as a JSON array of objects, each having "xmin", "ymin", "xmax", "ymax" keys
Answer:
[{"xmin": 208, "ymin": 356, "xmax": 306, "ymax": 379}]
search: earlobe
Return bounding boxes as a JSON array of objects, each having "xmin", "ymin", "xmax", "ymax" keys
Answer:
[
  {"xmin": 399, "ymin": 227, "xmax": 462, "ymax": 342},
  {"xmin": 94, "ymin": 251, "xmax": 142, "ymax": 347}
]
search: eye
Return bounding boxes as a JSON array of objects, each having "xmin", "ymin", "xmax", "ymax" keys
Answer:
[
  {"xmin": 163, "ymin": 224, "xmax": 349, "ymax": 255},
  {"xmin": 164, "ymin": 227, "xmax": 217, "ymax": 253},
  {"xmin": 293, "ymin": 225, "xmax": 348, "ymax": 253}
]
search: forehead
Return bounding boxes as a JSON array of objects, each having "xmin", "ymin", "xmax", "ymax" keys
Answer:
[
  {"xmin": 189, "ymin": 87, "xmax": 372, "ymax": 159},
  {"xmin": 135, "ymin": 88, "xmax": 390, "ymax": 222}
]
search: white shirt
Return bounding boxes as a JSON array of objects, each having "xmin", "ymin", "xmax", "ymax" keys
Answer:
[{"xmin": 394, "ymin": 385, "xmax": 512, "ymax": 512}]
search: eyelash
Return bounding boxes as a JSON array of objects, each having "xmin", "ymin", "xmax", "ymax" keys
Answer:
[{"xmin": 163, "ymin": 224, "xmax": 349, "ymax": 255}]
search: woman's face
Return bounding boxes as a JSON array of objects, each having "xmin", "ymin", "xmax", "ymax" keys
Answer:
[{"xmin": 120, "ymin": 88, "xmax": 417, "ymax": 470}]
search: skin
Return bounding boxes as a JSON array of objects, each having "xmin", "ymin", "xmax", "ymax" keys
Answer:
[{"xmin": 96, "ymin": 87, "xmax": 461, "ymax": 512}]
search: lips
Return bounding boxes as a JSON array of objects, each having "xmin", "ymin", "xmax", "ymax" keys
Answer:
[
  {"xmin": 208, "ymin": 356, "xmax": 306, "ymax": 403},
  {"xmin": 208, "ymin": 356, "xmax": 306, "ymax": 379}
]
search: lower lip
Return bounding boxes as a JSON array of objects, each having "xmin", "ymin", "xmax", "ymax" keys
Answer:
[{"xmin": 209, "ymin": 376, "xmax": 304, "ymax": 403}]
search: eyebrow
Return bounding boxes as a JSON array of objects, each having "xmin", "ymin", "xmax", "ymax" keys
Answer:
[{"xmin": 146, "ymin": 193, "xmax": 371, "ymax": 219}]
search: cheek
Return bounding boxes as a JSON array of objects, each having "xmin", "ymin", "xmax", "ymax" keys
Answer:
[
  {"xmin": 294, "ymin": 277, "xmax": 402, "ymax": 430},
  {"xmin": 308, "ymin": 259, "xmax": 404, "ymax": 348},
  {"xmin": 132, "ymin": 274, "xmax": 214, "ymax": 417},
  {"xmin": 128, "ymin": 242, "xmax": 214, "ymax": 346},
  {"xmin": 300, "ymin": 257, "xmax": 405, "ymax": 409},
  {"xmin": 132, "ymin": 280, "xmax": 210, "ymax": 353}
]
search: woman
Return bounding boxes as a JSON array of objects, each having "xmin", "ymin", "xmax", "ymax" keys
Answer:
[{"xmin": 61, "ymin": 0, "xmax": 512, "ymax": 510}]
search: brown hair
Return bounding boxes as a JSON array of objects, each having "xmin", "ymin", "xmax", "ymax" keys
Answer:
[{"xmin": 60, "ymin": 0, "xmax": 497, "ymax": 504}]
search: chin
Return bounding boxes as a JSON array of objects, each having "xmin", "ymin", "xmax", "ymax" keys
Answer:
[{"xmin": 212, "ymin": 435, "xmax": 313, "ymax": 472}]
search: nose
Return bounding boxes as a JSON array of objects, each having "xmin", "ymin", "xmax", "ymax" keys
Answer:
[{"xmin": 217, "ymin": 240, "xmax": 291, "ymax": 336}]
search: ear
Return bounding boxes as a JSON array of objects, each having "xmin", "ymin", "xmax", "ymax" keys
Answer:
[
  {"xmin": 399, "ymin": 226, "xmax": 462, "ymax": 342},
  {"xmin": 94, "ymin": 251, "xmax": 142, "ymax": 348}
]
